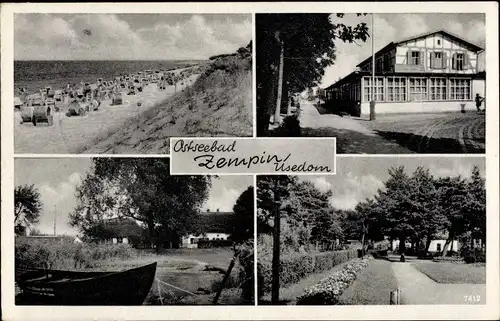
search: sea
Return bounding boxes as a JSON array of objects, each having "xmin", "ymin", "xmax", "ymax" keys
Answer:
[{"xmin": 14, "ymin": 60, "xmax": 204, "ymax": 94}]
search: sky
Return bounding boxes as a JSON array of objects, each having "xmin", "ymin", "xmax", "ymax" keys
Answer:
[
  {"xmin": 14, "ymin": 13, "xmax": 252, "ymax": 60},
  {"xmin": 320, "ymin": 13, "xmax": 486, "ymax": 88},
  {"xmin": 14, "ymin": 158, "xmax": 253, "ymax": 236},
  {"xmin": 299, "ymin": 157, "xmax": 485, "ymax": 211}
]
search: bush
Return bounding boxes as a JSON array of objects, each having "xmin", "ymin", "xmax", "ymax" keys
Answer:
[
  {"xmin": 461, "ymin": 247, "xmax": 486, "ymax": 264},
  {"xmin": 15, "ymin": 237, "xmax": 137, "ymax": 270},
  {"xmin": 274, "ymin": 115, "xmax": 301, "ymax": 137},
  {"xmin": 432, "ymin": 256, "xmax": 464, "ymax": 263},
  {"xmin": 197, "ymin": 239, "xmax": 233, "ymax": 248},
  {"xmin": 237, "ymin": 241, "xmax": 255, "ymax": 302},
  {"xmin": 258, "ymin": 249, "xmax": 357, "ymax": 293},
  {"xmin": 296, "ymin": 257, "xmax": 371, "ymax": 305}
]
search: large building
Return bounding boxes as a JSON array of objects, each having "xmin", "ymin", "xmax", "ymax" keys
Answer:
[{"xmin": 324, "ymin": 30, "xmax": 485, "ymax": 117}]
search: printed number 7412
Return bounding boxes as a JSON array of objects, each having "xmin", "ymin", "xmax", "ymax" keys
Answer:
[{"xmin": 464, "ymin": 295, "xmax": 480, "ymax": 303}]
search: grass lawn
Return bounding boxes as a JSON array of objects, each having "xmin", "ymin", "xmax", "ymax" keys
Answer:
[
  {"xmin": 259, "ymin": 260, "xmax": 351, "ymax": 305},
  {"xmin": 338, "ymin": 259, "xmax": 399, "ymax": 305},
  {"xmin": 412, "ymin": 262, "xmax": 486, "ymax": 284}
]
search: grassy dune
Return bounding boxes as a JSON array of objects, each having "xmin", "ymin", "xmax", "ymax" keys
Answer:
[{"xmin": 86, "ymin": 45, "xmax": 253, "ymax": 154}]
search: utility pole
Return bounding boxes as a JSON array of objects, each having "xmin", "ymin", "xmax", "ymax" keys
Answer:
[
  {"xmin": 370, "ymin": 13, "xmax": 376, "ymax": 121},
  {"xmin": 274, "ymin": 31, "xmax": 284, "ymax": 125},
  {"xmin": 271, "ymin": 177, "xmax": 281, "ymax": 304},
  {"xmin": 53, "ymin": 205, "xmax": 57, "ymax": 236}
]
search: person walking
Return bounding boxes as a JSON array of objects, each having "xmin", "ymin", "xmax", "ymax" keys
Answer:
[{"xmin": 475, "ymin": 93, "xmax": 484, "ymax": 112}]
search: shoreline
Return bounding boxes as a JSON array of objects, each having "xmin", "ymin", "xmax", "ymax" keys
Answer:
[{"xmin": 14, "ymin": 65, "xmax": 200, "ymax": 154}]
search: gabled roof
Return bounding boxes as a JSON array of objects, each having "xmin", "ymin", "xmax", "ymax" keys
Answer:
[
  {"xmin": 394, "ymin": 29, "xmax": 484, "ymax": 52},
  {"xmin": 356, "ymin": 29, "xmax": 484, "ymax": 67}
]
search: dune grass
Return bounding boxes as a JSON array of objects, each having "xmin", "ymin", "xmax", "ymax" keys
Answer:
[
  {"xmin": 84, "ymin": 49, "xmax": 252, "ymax": 154},
  {"xmin": 338, "ymin": 259, "xmax": 399, "ymax": 305},
  {"xmin": 412, "ymin": 262, "xmax": 486, "ymax": 284}
]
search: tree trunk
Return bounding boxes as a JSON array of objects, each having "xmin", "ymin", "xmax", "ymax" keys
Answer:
[
  {"xmin": 399, "ymin": 236, "xmax": 406, "ymax": 254},
  {"xmin": 274, "ymin": 32, "xmax": 284, "ymax": 125},
  {"xmin": 441, "ymin": 238, "xmax": 452, "ymax": 257},
  {"xmin": 286, "ymin": 90, "xmax": 292, "ymax": 115},
  {"xmin": 361, "ymin": 226, "xmax": 366, "ymax": 258},
  {"xmin": 271, "ymin": 178, "xmax": 281, "ymax": 304},
  {"xmin": 424, "ymin": 236, "xmax": 432, "ymax": 254}
]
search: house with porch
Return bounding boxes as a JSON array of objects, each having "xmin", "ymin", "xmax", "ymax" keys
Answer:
[{"xmin": 324, "ymin": 29, "xmax": 485, "ymax": 117}]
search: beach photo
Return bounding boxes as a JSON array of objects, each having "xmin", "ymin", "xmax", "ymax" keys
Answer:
[
  {"xmin": 14, "ymin": 14, "xmax": 253, "ymax": 154},
  {"xmin": 256, "ymin": 13, "xmax": 486, "ymax": 154},
  {"xmin": 14, "ymin": 158, "xmax": 254, "ymax": 305},
  {"xmin": 257, "ymin": 157, "xmax": 486, "ymax": 305}
]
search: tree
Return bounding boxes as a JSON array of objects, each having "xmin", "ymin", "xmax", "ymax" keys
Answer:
[
  {"xmin": 462, "ymin": 166, "xmax": 486, "ymax": 249},
  {"xmin": 69, "ymin": 158, "xmax": 212, "ymax": 253},
  {"xmin": 256, "ymin": 13, "xmax": 369, "ymax": 135},
  {"xmin": 257, "ymin": 175, "xmax": 298, "ymax": 304},
  {"xmin": 409, "ymin": 167, "xmax": 447, "ymax": 254},
  {"xmin": 15, "ymin": 184, "xmax": 43, "ymax": 229},
  {"xmin": 374, "ymin": 166, "xmax": 420, "ymax": 254},
  {"xmin": 231, "ymin": 186, "xmax": 255, "ymax": 244}
]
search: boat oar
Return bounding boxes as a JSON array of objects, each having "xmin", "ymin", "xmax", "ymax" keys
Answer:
[{"xmin": 213, "ymin": 251, "xmax": 239, "ymax": 305}]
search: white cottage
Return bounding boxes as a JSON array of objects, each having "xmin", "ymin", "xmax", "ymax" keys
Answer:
[
  {"xmin": 324, "ymin": 29, "xmax": 485, "ymax": 116},
  {"xmin": 180, "ymin": 210, "xmax": 233, "ymax": 249}
]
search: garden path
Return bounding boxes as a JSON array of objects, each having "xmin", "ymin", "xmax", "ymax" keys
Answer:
[{"xmin": 391, "ymin": 262, "xmax": 486, "ymax": 305}]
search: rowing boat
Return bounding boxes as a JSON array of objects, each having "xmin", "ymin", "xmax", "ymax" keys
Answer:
[{"xmin": 16, "ymin": 262, "xmax": 157, "ymax": 305}]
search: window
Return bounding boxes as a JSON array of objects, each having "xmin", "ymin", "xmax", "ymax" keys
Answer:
[
  {"xmin": 454, "ymin": 53, "xmax": 465, "ymax": 70},
  {"xmin": 431, "ymin": 52, "xmax": 443, "ymax": 69},
  {"xmin": 363, "ymin": 77, "xmax": 384, "ymax": 102},
  {"xmin": 430, "ymin": 78, "xmax": 447, "ymax": 100},
  {"xmin": 437, "ymin": 39, "xmax": 441, "ymax": 45},
  {"xmin": 376, "ymin": 58, "xmax": 383, "ymax": 72},
  {"xmin": 437, "ymin": 243, "xmax": 442, "ymax": 252},
  {"xmin": 450, "ymin": 78, "xmax": 471, "ymax": 100},
  {"xmin": 409, "ymin": 77, "xmax": 428, "ymax": 101},
  {"xmin": 411, "ymin": 51, "xmax": 420, "ymax": 65},
  {"xmin": 387, "ymin": 77, "xmax": 407, "ymax": 102},
  {"xmin": 383, "ymin": 54, "xmax": 390, "ymax": 70}
]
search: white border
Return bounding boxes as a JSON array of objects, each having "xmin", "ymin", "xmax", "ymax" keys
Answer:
[{"xmin": 2, "ymin": 2, "xmax": 499, "ymax": 321}]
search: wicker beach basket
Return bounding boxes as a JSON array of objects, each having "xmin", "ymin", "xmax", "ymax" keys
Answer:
[{"xmin": 32, "ymin": 105, "xmax": 54, "ymax": 126}]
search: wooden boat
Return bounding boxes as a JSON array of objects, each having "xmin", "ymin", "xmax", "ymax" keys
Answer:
[{"xmin": 16, "ymin": 262, "xmax": 157, "ymax": 305}]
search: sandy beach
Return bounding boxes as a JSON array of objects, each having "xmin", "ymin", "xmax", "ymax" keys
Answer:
[{"xmin": 14, "ymin": 68, "xmax": 200, "ymax": 154}]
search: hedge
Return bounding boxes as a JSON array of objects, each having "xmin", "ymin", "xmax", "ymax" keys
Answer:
[
  {"xmin": 432, "ymin": 256, "xmax": 464, "ymax": 263},
  {"xmin": 258, "ymin": 249, "xmax": 357, "ymax": 293},
  {"xmin": 296, "ymin": 257, "xmax": 371, "ymax": 305}
]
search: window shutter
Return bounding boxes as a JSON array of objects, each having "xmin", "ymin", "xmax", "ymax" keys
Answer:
[
  {"xmin": 421, "ymin": 50, "xmax": 425, "ymax": 66},
  {"xmin": 430, "ymin": 52, "xmax": 435, "ymax": 69},
  {"xmin": 463, "ymin": 52, "xmax": 469, "ymax": 70},
  {"xmin": 452, "ymin": 53, "xmax": 457, "ymax": 70},
  {"xmin": 406, "ymin": 51, "xmax": 410, "ymax": 65},
  {"xmin": 442, "ymin": 52, "xmax": 447, "ymax": 69}
]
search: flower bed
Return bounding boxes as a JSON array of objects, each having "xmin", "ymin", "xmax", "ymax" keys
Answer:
[
  {"xmin": 296, "ymin": 256, "xmax": 371, "ymax": 305},
  {"xmin": 258, "ymin": 249, "xmax": 357, "ymax": 293}
]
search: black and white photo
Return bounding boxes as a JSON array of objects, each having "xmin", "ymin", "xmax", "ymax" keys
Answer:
[
  {"xmin": 256, "ymin": 13, "xmax": 486, "ymax": 154},
  {"xmin": 257, "ymin": 157, "xmax": 486, "ymax": 305},
  {"xmin": 14, "ymin": 158, "xmax": 255, "ymax": 305}
]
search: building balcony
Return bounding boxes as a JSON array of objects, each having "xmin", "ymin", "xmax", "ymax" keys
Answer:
[{"xmin": 394, "ymin": 64, "xmax": 426, "ymax": 73}]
